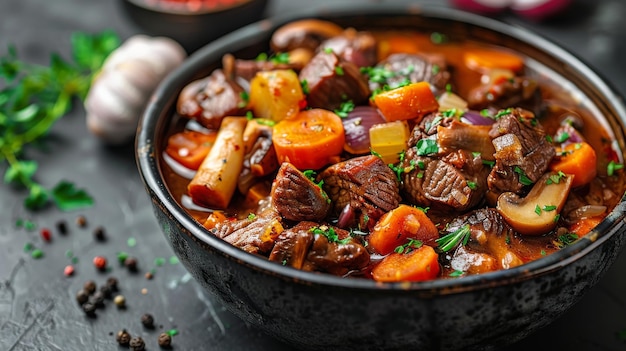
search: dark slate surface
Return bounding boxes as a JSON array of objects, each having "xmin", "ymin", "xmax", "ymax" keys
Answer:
[{"xmin": 1, "ymin": 0, "xmax": 625, "ymax": 350}]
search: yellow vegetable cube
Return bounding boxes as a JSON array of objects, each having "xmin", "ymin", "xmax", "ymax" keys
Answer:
[
  {"xmin": 249, "ymin": 69, "xmax": 304, "ymax": 122},
  {"xmin": 369, "ymin": 121, "xmax": 410, "ymax": 164}
]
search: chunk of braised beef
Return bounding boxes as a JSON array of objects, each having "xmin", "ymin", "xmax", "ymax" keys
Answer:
[
  {"xmin": 367, "ymin": 53, "xmax": 451, "ymax": 95},
  {"xmin": 177, "ymin": 69, "xmax": 246, "ymax": 129},
  {"xmin": 271, "ymin": 162, "xmax": 331, "ymax": 222},
  {"xmin": 402, "ymin": 115, "xmax": 490, "ymax": 211},
  {"xmin": 268, "ymin": 221, "xmax": 314, "ymax": 269},
  {"xmin": 222, "ymin": 53, "xmax": 303, "ymax": 82},
  {"xmin": 467, "ymin": 76, "xmax": 542, "ymax": 117},
  {"xmin": 319, "ymin": 28, "xmax": 377, "ymax": 68},
  {"xmin": 443, "ymin": 208, "xmax": 523, "ymax": 275},
  {"xmin": 269, "ymin": 222, "xmax": 370, "ymax": 276},
  {"xmin": 487, "ymin": 108, "xmax": 555, "ymax": 194},
  {"xmin": 298, "ymin": 51, "xmax": 370, "ymax": 111},
  {"xmin": 318, "ymin": 155, "xmax": 401, "ymax": 229},
  {"xmin": 211, "ymin": 209, "xmax": 282, "ymax": 254}
]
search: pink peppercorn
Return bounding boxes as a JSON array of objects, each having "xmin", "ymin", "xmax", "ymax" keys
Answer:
[
  {"xmin": 40, "ymin": 228, "xmax": 51, "ymax": 242},
  {"xmin": 64, "ymin": 265, "xmax": 75, "ymax": 276},
  {"xmin": 93, "ymin": 256, "xmax": 107, "ymax": 271}
]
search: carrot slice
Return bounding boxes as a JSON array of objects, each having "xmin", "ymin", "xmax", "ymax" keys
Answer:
[
  {"xmin": 272, "ymin": 108, "xmax": 345, "ymax": 170},
  {"xmin": 165, "ymin": 130, "xmax": 217, "ymax": 170},
  {"xmin": 464, "ymin": 48, "xmax": 525, "ymax": 73},
  {"xmin": 373, "ymin": 81, "xmax": 439, "ymax": 123},
  {"xmin": 369, "ymin": 204, "xmax": 439, "ymax": 255},
  {"xmin": 371, "ymin": 245, "xmax": 440, "ymax": 282},
  {"xmin": 569, "ymin": 217, "xmax": 602, "ymax": 236},
  {"xmin": 549, "ymin": 142, "xmax": 597, "ymax": 187}
]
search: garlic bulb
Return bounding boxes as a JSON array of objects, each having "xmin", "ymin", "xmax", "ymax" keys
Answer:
[{"xmin": 85, "ymin": 35, "xmax": 186, "ymax": 143}]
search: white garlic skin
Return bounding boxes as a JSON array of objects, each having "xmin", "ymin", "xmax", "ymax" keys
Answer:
[{"xmin": 85, "ymin": 35, "xmax": 186, "ymax": 144}]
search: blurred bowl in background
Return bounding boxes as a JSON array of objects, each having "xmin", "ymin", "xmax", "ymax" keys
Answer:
[{"xmin": 119, "ymin": 0, "xmax": 270, "ymax": 52}]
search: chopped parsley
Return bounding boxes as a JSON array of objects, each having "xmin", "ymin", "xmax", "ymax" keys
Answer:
[
  {"xmin": 514, "ymin": 166, "xmax": 533, "ymax": 186},
  {"xmin": 555, "ymin": 232, "xmax": 578, "ymax": 249},
  {"xmin": 238, "ymin": 91, "xmax": 249, "ymax": 108},
  {"xmin": 555, "ymin": 132, "xmax": 570, "ymax": 143},
  {"xmin": 546, "ymin": 171, "xmax": 566, "ymax": 185},
  {"xmin": 535, "ymin": 205, "xmax": 542, "ymax": 216},
  {"xmin": 300, "ymin": 79, "xmax": 310, "ymax": 94},
  {"xmin": 256, "ymin": 52, "xmax": 290, "ymax": 64},
  {"xmin": 449, "ymin": 270, "xmax": 465, "ymax": 277},
  {"xmin": 466, "ymin": 181, "xmax": 477, "ymax": 190},
  {"xmin": 436, "ymin": 224, "xmax": 471, "ymax": 252},
  {"xmin": 311, "ymin": 225, "xmax": 351, "ymax": 245},
  {"xmin": 334, "ymin": 66, "xmax": 344, "ymax": 76},
  {"xmin": 416, "ymin": 139, "xmax": 439, "ymax": 156},
  {"xmin": 494, "ymin": 108, "xmax": 513, "ymax": 119},
  {"xmin": 394, "ymin": 238, "xmax": 423, "ymax": 254},
  {"xmin": 334, "ymin": 100, "xmax": 355, "ymax": 118},
  {"xmin": 607, "ymin": 160, "xmax": 624, "ymax": 176}
]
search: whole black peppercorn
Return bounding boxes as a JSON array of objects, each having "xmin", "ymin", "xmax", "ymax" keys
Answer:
[
  {"xmin": 158, "ymin": 332, "xmax": 172, "ymax": 348},
  {"xmin": 89, "ymin": 291, "xmax": 105, "ymax": 307},
  {"xmin": 129, "ymin": 336, "xmax": 146, "ymax": 351},
  {"xmin": 99, "ymin": 284, "xmax": 113, "ymax": 299},
  {"xmin": 56, "ymin": 220, "xmax": 68, "ymax": 235},
  {"xmin": 124, "ymin": 257, "xmax": 139, "ymax": 272},
  {"xmin": 106, "ymin": 276, "xmax": 119, "ymax": 292},
  {"xmin": 116, "ymin": 329, "xmax": 131, "ymax": 346},
  {"xmin": 83, "ymin": 280, "xmax": 97, "ymax": 295},
  {"xmin": 76, "ymin": 289, "xmax": 89, "ymax": 305},
  {"xmin": 140, "ymin": 313, "xmax": 155, "ymax": 329},
  {"xmin": 93, "ymin": 226, "xmax": 107, "ymax": 241},
  {"xmin": 82, "ymin": 301, "xmax": 97, "ymax": 317}
]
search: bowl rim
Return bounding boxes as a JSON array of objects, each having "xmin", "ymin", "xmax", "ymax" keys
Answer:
[
  {"xmin": 122, "ymin": 0, "xmax": 263, "ymax": 16},
  {"xmin": 136, "ymin": 3, "xmax": 626, "ymax": 294}
]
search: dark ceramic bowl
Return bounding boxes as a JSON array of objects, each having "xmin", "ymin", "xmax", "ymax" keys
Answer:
[
  {"xmin": 136, "ymin": 4, "xmax": 626, "ymax": 350},
  {"xmin": 119, "ymin": 0, "xmax": 269, "ymax": 52}
]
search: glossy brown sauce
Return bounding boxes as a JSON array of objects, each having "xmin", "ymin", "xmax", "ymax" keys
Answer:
[{"xmin": 160, "ymin": 29, "xmax": 625, "ymax": 279}]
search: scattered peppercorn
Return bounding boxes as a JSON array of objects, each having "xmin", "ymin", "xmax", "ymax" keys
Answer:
[
  {"xmin": 84, "ymin": 280, "xmax": 97, "ymax": 294},
  {"xmin": 158, "ymin": 332, "xmax": 172, "ymax": 348},
  {"xmin": 114, "ymin": 295, "xmax": 126, "ymax": 308},
  {"xmin": 93, "ymin": 226, "xmax": 107, "ymax": 241},
  {"xmin": 106, "ymin": 276, "xmax": 119, "ymax": 291},
  {"xmin": 129, "ymin": 336, "xmax": 146, "ymax": 351},
  {"xmin": 144, "ymin": 272, "xmax": 153, "ymax": 280},
  {"xmin": 64, "ymin": 265, "xmax": 75, "ymax": 277},
  {"xmin": 82, "ymin": 301, "xmax": 97, "ymax": 317},
  {"xmin": 76, "ymin": 289, "xmax": 90, "ymax": 305},
  {"xmin": 93, "ymin": 256, "xmax": 107, "ymax": 271},
  {"xmin": 99, "ymin": 284, "xmax": 113, "ymax": 299},
  {"xmin": 40, "ymin": 228, "xmax": 52, "ymax": 242},
  {"xmin": 116, "ymin": 329, "xmax": 132, "ymax": 346},
  {"xmin": 90, "ymin": 290, "xmax": 105, "ymax": 307},
  {"xmin": 31, "ymin": 249, "xmax": 44, "ymax": 259},
  {"xmin": 56, "ymin": 220, "xmax": 68, "ymax": 235},
  {"xmin": 141, "ymin": 313, "xmax": 155, "ymax": 329},
  {"xmin": 124, "ymin": 257, "xmax": 139, "ymax": 272},
  {"xmin": 76, "ymin": 215, "xmax": 87, "ymax": 227}
]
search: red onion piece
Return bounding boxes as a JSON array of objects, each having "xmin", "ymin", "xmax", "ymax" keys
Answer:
[
  {"xmin": 336, "ymin": 203, "xmax": 356, "ymax": 229},
  {"xmin": 461, "ymin": 110, "xmax": 496, "ymax": 126},
  {"xmin": 342, "ymin": 106, "xmax": 386, "ymax": 155}
]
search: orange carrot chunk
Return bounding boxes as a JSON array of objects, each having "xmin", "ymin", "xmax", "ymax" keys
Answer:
[
  {"xmin": 369, "ymin": 204, "xmax": 439, "ymax": 255},
  {"xmin": 165, "ymin": 130, "xmax": 217, "ymax": 170},
  {"xmin": 272, "ymin": 108, "xmax": 345, "ymax": 170},
  {"xmin": 373, "ymin": 81, "xmax": 439, "ymax": 123},
  {"xmin": 464, "ymin": 48, "xmax": 525, "ymax": 73},
  {"xmin": 372, "ymin": 245, "xmax": 440, "ymax": 282},
  {"xmin": 549, "ymin": 142, "xmax": 597, "ymax": 187}
]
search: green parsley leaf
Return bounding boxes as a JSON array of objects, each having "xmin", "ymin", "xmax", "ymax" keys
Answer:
[
  {"xmin": 607, "ymin": 160, "xmax": 624, "ymax": 176},
  {"xmin": 394, "ymin": 238, "xmax": 423, "ymax": 254},
  {"xmin": 514, "ymin": 166, "xmax": 533, "ymax": 186},
  {"xmin": 449, "ymin": 270, "xmax": 465, "ymax": 277},
  {"xmin": 300, "ymin": 79, "xmax": 309, "ymax": 95},
  {"xmin": 51, "ymin": 180, "xmax": 94, "ymax": 211},
  {"xmin": 466, "ymin": 181, "xmax": 477, "ymax": 190},
  {"xmin": 311, "ymin": 225, "xmax": 351, "ymax": 245},
  {"xmin": 416, "ymin": 139, "xmax": 438, "ymax": 156},
  {"xmin": 334, "ymin": 66, "xmax": 344, "ymax": 76},
  {"xmin": 334, "ymin": 100, "xmax": 355, "ymax": 118}
]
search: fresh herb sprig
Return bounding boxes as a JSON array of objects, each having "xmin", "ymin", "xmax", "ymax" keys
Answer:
[
  {"xmin": 436, "ymin": 224, "xmax": 471, "ymax": 252},
  {"xmin": 1, "ymin": 30, "xmax": 120, "ymax": 210}
]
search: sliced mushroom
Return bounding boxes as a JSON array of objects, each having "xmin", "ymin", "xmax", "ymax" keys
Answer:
[
  {"xmin": 270, "ymin": 19, "xmax": 344, "ymax": 53},
  {"xmin": 238, "ymin": 120, "xmax": 279, "ymax": 194},
  {"xmin": 496, "ymin": 172, "xmax": 573, "ymax": 235}
]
